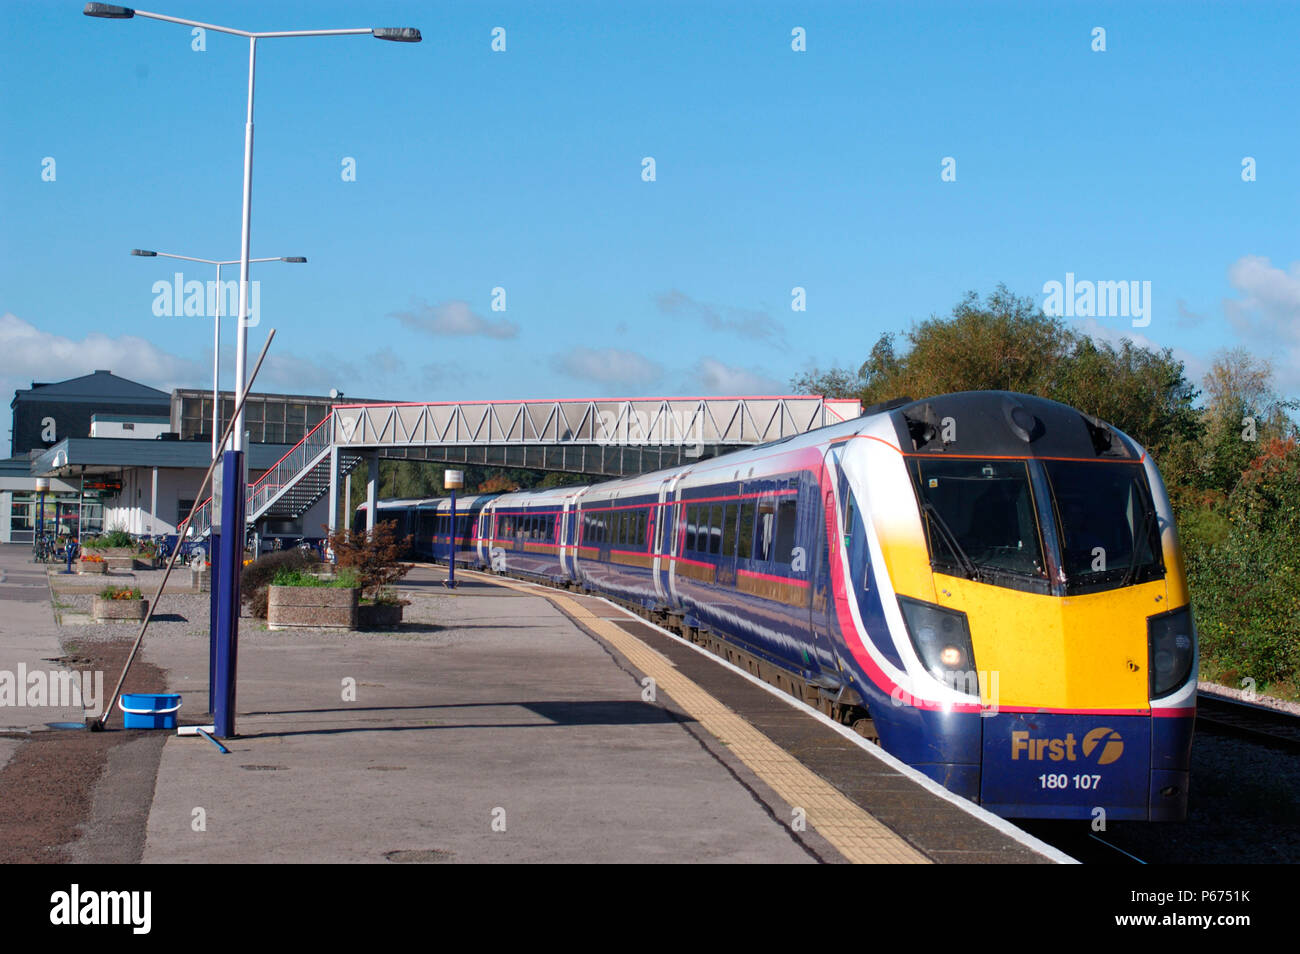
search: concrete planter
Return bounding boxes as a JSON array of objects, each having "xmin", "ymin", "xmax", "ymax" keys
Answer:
[
  {"xmin": 92, "ymin": 596, "xmax": 149, "ymax": 622},
  {"xmin": 358, "ymin": 601, "xmax": 403, "ymax": 630},
  {"xmin": 267, "ymin": 584, "xmax": 358, "ymax": 631},
  {"xmin": 77, "ymin": 560, "xmax": 108, "ymax": 575},
  {"xmin": 191, "ymin": 566, "xmax": 211, "ymax": 592},
  {"xmin": 132, "ymin": 555, "xmax": 160, "ymax": 570}
]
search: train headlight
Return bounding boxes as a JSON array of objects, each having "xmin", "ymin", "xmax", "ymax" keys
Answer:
[
  {"xmin": 1148, "ymin": 606, "xmax": 1195, "ymax": 698},
  {"xmin": 898, "ymin": 596, "xmax": 977, "ymax": 691}
]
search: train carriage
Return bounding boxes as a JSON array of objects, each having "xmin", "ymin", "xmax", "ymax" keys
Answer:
[{"xmin": 359, "ymin": 391, "xmax": 1196, "ymax": 821}]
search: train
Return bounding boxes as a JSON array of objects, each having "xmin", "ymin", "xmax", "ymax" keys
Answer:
[{"xmin": 355, "ymin": 391, "xmax": 1196, "ymax": 821}]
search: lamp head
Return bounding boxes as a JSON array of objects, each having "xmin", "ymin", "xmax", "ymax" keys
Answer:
[
  {"xmin": 130, "ymin": 249, "xmax": 157, "ymax": 257},
  {"xmin": 84, "ymin": 3, "xmax": 135, "ymax": 18},
  {"xmin": 373, "ymin": 27, "xmax": 421, "ymax": 42}
]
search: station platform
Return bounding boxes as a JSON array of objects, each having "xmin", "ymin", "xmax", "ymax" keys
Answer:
[{"xmin": 127, "ymin": 563, "xmax": 1068, "ymax": 864}]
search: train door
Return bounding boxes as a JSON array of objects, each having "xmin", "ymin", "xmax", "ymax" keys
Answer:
[
  {"xmin": 558, "ymin": 500, "xmax": 570, "ymax": 579},
  {"xmin": 654, "ymin": 472, "xmax": 686, "ymax": 606},
  {"xmin": 807, "ymin": 451, "xmax": 843, "ymax": 682},
  {"xmin": 564, "ymin": 488, "xmax": 589, "ymax": 582}
]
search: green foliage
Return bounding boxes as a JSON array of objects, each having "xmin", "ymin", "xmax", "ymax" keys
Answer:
[
  {"xmin": 1185, "ymin": 439, "xmax": 1300, "ymax": 694},
  {"xmin": 791, "ymin": 285, "xmax": 1201, "ymax": 457},
  {"xmin": 271, "ymin": 567, "xmax": 360, "ymax": 588},
  {"xmin": 84, "ymin": 528, "xmax": 136, "ymax": 550},
  {"xmin": 241, "ymin": 548, "xmax": 319, "ymax": 619}
]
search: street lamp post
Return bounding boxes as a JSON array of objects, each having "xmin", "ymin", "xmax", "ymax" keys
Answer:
[
  {"xmin": 129, "ymin": 250, "xmax": 306, "ymax": 459},
  {"xmin": 89, "ymin": 3, "xmax": 420, "ymax": 737}
]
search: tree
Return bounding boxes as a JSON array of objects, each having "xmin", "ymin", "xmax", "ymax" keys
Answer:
[{"xmin": 791, "ymin": 285, "xmax": 1201, "ymax": 456}]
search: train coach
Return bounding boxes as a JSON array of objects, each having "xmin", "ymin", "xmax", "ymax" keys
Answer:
[{"xmin": 358, "ymin": 391, "xmax": 1196, "ymax": 822}]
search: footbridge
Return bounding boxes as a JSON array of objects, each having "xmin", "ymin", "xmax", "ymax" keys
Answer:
[{"xmin": 192, "ymin": 394, "xmax": 862, "ymax": 536}]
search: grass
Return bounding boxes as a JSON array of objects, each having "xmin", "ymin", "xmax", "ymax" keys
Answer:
[{"xmin": 271, "ymin": 567, "xmax": 360, "ymax": 589}]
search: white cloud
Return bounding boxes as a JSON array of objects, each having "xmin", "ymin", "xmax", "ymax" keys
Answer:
[
  {"xmin": 690, "ymin": 358, "xmax": 786, "ymax": 395},
  {"xmin": 1222, "ymin": 255, "xmax": 1300, "ymax": 392},
  {"xmin": 0, "ymin": 311, "xmax": 205, "ymax": 399},
  {"xmin": 550, "ymin": 347, "xmax": 662, "ymax": 388},
  {"xmin": 655, "ymin": 289, "xmax": 786, "ymax": 346},
  {"xmin": 389, "ymin": 299, "xmax": 518, "ymax": 339}
]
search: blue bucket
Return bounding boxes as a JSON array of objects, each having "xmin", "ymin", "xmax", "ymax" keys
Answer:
[{"xmin": 119, "ymin": 693, "xmax": 183, "ymax": 730}]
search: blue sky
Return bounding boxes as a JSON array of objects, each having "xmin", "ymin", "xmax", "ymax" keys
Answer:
[{"xmin": 2, "ymin": 0, "xmax": 1297, "ymax": 408}]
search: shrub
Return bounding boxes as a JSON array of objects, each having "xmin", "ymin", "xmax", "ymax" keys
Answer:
[
  {"xmin": 324, "ymin": 521, "xmax": 412, "ymax": 600},
  {"xmin": 1186, "ymin": 438, "xmax": 1300, "ymax": 696},
  {"xmin": 240, "ymin": 548, "xmax": 319, "ymax": 619}
]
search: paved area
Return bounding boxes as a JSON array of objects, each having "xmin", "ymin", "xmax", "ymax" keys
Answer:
[
  {"xmin": 140, "ymin": 569, "xmax": 834, "ymax": 863},
  {"xmin": 0, "ymin": 547, "xmax": 87, "ymax": 762}
]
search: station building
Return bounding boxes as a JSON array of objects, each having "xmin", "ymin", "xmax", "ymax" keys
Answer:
[{"xmin": 2, "ymin": 369, "xmax": 377, "ymax": 545}]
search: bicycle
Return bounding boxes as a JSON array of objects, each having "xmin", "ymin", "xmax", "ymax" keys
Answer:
[{"xmin": 33, "ymin": 533, "xmax": 57, "ymax": 563}]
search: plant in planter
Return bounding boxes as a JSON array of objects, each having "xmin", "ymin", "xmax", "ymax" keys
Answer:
[
  {"xmin": 265, "ymin": 567, "xmax": 362, "ymax": 630},
  {"xmin": 240, "ymin": 548, "xmax": 322, "ymax": 619},
  {"xmin": 92, "ymin": 584, "xmax": 148, "ymax": 622},
  {"xmin": 78, "ymin": 553, "xmax": 107, "ymax": 575},
  {"xmin": 324, "ymin": 522, "xmax": 413, "ymax": 628}
]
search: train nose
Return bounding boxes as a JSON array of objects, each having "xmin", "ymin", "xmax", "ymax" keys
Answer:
[{"xmin": 931, "ymin": 577, "xmax": 1166, "ymax": 711}]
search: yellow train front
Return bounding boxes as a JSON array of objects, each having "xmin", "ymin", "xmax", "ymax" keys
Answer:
[{"xmin": 838, "ymin": 392, "xmax": 1196, "ymax": 821}]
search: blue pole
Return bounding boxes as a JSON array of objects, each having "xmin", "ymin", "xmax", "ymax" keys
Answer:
[
  {"xmin": 447, "ymin": 488, "xmax": 456, "ymax": 588},
  {"xmin": 208, "ymin": 530, "xmax": 220, "ymax": 714},
  {"xmin": 214, "ymin": 451, "xmax": 245, "ymax": 739}
]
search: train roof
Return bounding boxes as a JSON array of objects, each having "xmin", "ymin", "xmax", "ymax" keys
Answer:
[{"xmin": 360, "ymin": 391, "xmax": 1140, "ymax": 511}]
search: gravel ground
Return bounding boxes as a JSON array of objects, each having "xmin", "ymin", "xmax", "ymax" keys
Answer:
[{"xmin": 1199, "ymin": 679, "xmax": 1300, "ymax": 716}]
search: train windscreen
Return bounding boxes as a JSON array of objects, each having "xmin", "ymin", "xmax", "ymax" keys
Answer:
[
  {"xmin": 911, "ymin": 458, "xmax": 1049, "ymax": 590},
  {"xmin": 1043, "ymin": 460, "xmax": 1163, "ymax": 594}
]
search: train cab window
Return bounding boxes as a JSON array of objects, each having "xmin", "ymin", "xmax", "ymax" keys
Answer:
[
  {"xmin": 912, "ymin": 458, "xmax": 1047, "ymax": 587},
  {"xmin": 708, "ymin": 504, "xmax": 723, "ymax": 555},
  {"xmin": 737, "ymin": 502, "xmax": 755, "ymax": 559},
  {"xmin": 755, "ymin": 502, "xmax": 777, "ymax": 561},
  {"xmin": 773, "ymin": 499, "xmax": 798, "ymax": 565}
]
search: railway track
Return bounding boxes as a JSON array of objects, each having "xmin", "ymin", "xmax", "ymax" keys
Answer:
[{"xmin": 1194, "ymin": 691, "xmax": 1300, "ymax": 751}]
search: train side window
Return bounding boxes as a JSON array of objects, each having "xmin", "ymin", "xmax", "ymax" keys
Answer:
[
  {"xmin": 722, "ymin": 504, "xmax": 737, "ymax": 556},
  {"xmin": 756, "ymin": 502, "xmax": 776, "ymax": 561},
  {"xmin": 686, "ymin": 505, "xmax": 698, "ymax": 553},
  {"xmin": 708, "ymin": 504, "xmax": 723, "ymax": 554},
  {"xmin": 695, "ymin": 506, "xmax": 709, "ymax": 554},
  {"xmin": 774, "ymin": 498, "xmax": 799, "ymax": 565},
  {"xmin": 738, "ymin": 501, "xmax": 755, "ymax": 559},
  {"xmin": 636, "ymin": 510, "xmax": 647, "ymax": 549}
]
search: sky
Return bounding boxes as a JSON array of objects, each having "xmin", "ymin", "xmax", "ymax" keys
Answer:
[{"xmin": 2, "ymin": 0, "xmax": 1297, "ymax": 410}]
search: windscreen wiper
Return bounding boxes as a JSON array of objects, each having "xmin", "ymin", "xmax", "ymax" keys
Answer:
[
  {"xmin": 1121, "ymin": 482, "xmax": 1157, "ymax": 588},
  {"xmin": 922, "ymin": 502, "xmax": 980, "ymax": 581}
]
